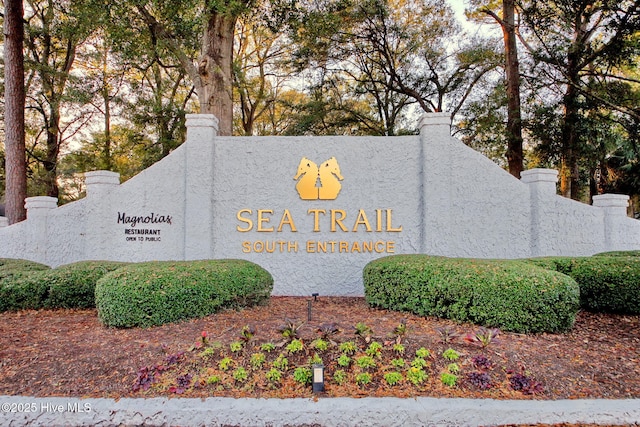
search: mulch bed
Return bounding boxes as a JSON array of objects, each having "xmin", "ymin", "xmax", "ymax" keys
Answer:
[{"xmin": 0, "ymin": 296, "xmax": 639, "ymax": 401}]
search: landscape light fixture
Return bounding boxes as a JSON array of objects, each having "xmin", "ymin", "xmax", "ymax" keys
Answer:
[
  {"xmin": 312, "ymin": 292, "xmax": 319, "ymax": 301},
  {"xmin": 312, "ymin": 363, "xmax": 325, "ymax": 393}
]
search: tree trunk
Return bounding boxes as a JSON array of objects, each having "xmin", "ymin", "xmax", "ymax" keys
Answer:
[
  {"xmin": 44, "ymin": 105, "xmax": 61, "ymax": 199},
  {"xmin": 198, "ymin": 14, "xmax": 236, "ymax": 136},
  {"xmin": 502, "ymin": 0, "xmax": 524, "ymax": 179},
  {"xmin": 3, "ymin": 0, "xmax": 27, "ymax": 224},
  {"xmin": 560, "ymin": 24, "xmax": 583, "ymax": 200}
]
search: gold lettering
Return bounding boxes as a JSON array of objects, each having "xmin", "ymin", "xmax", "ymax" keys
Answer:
[
  {"xmin": 363, "ymin": 241, "xmax": 373, "ymax": 252},
  {"xmin": 331, "ymin": 210, "xmax": 348, "ymax": 232},
  {"xmin": 288, "ymin": 241, "xmax": 298, "ymax": 252},
  {"xmin": 306, "ymin": 240, "xmax": 315, "ymax": 253},
  {"xmin": 352, "ymin": 209, "xmax": 372, "ymax": 232},
  {"xmin": 236, "ymin": 209, "xmax": 253, "ymax": 232},
  {"xmin": 308, "ymin": 209, "xmax": 326, "ymax": 232},
  {"xmin": 277, "ymin": 209, "xmax": 297, "ymax": 232},
  {"xmin": 257, "ymin": 210, "xmax": 274, "ymax": 232},
  {"xmin": 351, "ymin": 241, "xmax": 362, "ymax": 252},
  {"xmin": 339, "ymin": 241, "xmax": 349, "ymax": 252},
  {"xmin": 317, "ymin": 241, "xmax": 327, "ymax": 253},
  {"xmin": 375, "ymin": 241, "xmax": 386, "ymax": 253},
  {"xmin": 265, "ymin": 241, "xmax": 276, "ymax": 253},
  {"xmin": 376, "ymin": 209, "xmax": 383, "ymax": 232},
  {"xmin": 242, "ymin": 241, "xmax": 251, "ymax": 253},
  {"xmin": 387, "ymin": 241, "xmax": 395, "ymax": 253},
  {"xmin": 386, "ymin": 209, "xmax": 403, "ymax": 232}
]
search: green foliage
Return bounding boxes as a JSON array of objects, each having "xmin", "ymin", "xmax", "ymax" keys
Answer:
[
  {"xmin": 273, "ymin": 354, "xmax": 289, "ymax": 371},
  {"xmin": 286, "ymin": 339, "xmax": 304, "ymax": 354},
  {"xmin": 392, "ymin": 343, "xmax": 405, "ymax": 354},
  {"xmin": 95, "ymin": 260, "xmax": 273, "ymax": 328},
  {"xmin": 364, "ymin": 255, "xmax": 580, "ymax": 333},
  {"xmin": 0, "ymin": 260, "xmax": 125, "ymax": 312},
  {"xmin": 265, "ymin": 368, "xmax": 282, "ymax": 383},
  {"xmin": 293, "ymin": 367, "xmax": 313, "ymax": 385},
  {"xmin": 442, "ymin": 349, "xmax": 460, "ymax": 361},
  {"xmin": 447, "ymin": 363, "xmax": 460, "ymax": 374},
  {"xmin": 355, "ymin": 372, "xmax": 372, "ymax": 386},
  {"xmin": 391, "ymin": 358, "xmax": 406, "ymax": 369},
  {"xmin": 230, "ymin": 341, "xmax": 244, "ymax": 353},
  {"xmin": 332, "ymin": 370, "xmax": 347, "ymax": 385},
  {"xmin": 440, "ymin": 372, "xmax": 458, "ymax": 387},
  {"xmin": 219, "ymin": 357, "xmax": 234, "ymax": 371},
  {"xmin": 526, "ymin": 256, "xmax": 640, "ymax": 314},
  {"xmin": 365, "ymin": 341, "xmax": 383, "ymax": 358},
  {"xmin": 339, "ymin": 341, "xmax": 357, "ymax": 355},
  {"xmin": 260, "ymin": 342, "xmax": 276, "ymax": 352},
  {"xmin": 415, "ymin": 347, "xmax": 430, "ymax": 359},
  {"xmin": 0, "ymin": 259, "xmax": 50, "ymax": 280},
  {"xmin": 311, "ymin": 339, "xmax": 329, "ymax": 351},
  {"xmin": 406, "ymin": 367, "xmax": 427, "ymax": 385},
  {"xmin": 206, "ymin": 375, "xmax": 221, "ymax": 385},
  {"xmin": 250, "ymin": 353, "xmax": 266, "ymax": 369},
  {"xmin": 46, "ymin": 261, "xmax": 128, "ymax": 309},
  {"xmin": 355, "ymin": 355, "xmax": 376, "ymax": 370},
  {"xmin": 308, "ymin": 353, "xmax": 323, "ymax": 366},
  {"xmin": 410, "ymin": 357, "xmax": 428, "ymax": 369},
  {"xmin": 593, "ymin": 251, "xmax": 640, "ymax": 258},
  {"xmin": 0, "ymin": 271, "xmax": 51, "ymax": 312},
  {"xmin": 337, "ymin": 354, "xmax": 351, "ymax": 367},
  {"xmin": 232, "ymin": 367, "xmax": 248, "ymax": 382},
  {"xmin": 384, "ymin": 371, "xmax": 403, "ymax": 386}
]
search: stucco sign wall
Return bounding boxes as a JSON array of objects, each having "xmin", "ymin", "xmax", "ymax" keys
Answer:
[{"xmin": 1, "ymin": 112, "xmax": 639, "ymax": 295}]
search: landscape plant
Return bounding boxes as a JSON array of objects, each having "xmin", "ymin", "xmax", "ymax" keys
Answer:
[
  {"xmin": 128, "ymin": 319, "xmax": 554, "ymax": 398},
  {"xmin": 95, "ymin": 260, "xmax": 273, "ymax": 328},
  {"xmin": 364, "ymin": 255, "xmax": 580, "ymax": 333}
]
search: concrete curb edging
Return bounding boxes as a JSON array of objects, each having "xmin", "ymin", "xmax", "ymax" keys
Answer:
[{"xmin": 1, "ymin": 396, "xmax": 639, "ymax": 427}]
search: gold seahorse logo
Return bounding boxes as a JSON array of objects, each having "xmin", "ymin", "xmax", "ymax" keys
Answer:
[{"xmin": 294, "ymin": 156, "xmax": 343, "ymax": 200}]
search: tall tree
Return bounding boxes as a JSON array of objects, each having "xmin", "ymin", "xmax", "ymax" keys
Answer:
[
  {"xmin": 3, "ymin": 0, "xmax": 27, "ymax": 223},
  {"xmin": 290, "ymin": 0, "xmax": 500, "ymax": 134},
  {"xmin": 129, "ymin": 0, "xmax": 255, "ymax": 135},
  {"xmin": 469, "ymin": 0, "xmax": 524, "ymax": 178},
  {"xmin": 23, "ymin": 0, "xmax": 96, "ymax": 198},
  {"xmin": 521, "ymin": 0, "xmax": 640, "ymax": 199}
]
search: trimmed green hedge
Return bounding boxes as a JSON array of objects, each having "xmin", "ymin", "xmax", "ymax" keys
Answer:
[
  {"xmin": 95, "ymin": 259, "xmax": 273, "ymax": 328},
  {"xmin": 0, "ymin": 258, "xmax": 50, "ymax": 280},
  {"xmin": 0, "ymin": 271, "xmax": 50, "ymax": 312},
  {"xmin": 593, "ymin": 250, "xmax": 640, "ymax": 258},
  {"xmin": 527, "ymin": 255, "xmax": 640, "ymax": 314},
  {"xmin": 46, "ymin": 261, "xmax": 129, "ymax": 309},
  {"xmin": 364, "ymin": 255, "xmax": 580, "ymax": 333},
  {"xmin": 0, "ymin": 260, "xmax": 127, "ymax": 312}
]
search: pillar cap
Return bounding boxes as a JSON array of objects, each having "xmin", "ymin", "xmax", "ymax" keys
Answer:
[
  {"xmin": 85, "ymin": 170, "xmax": 120, "ymax": 186},
  {"xmin": 521, "ymin": 168, "xmax": 559, "ymax": 184},
  {"xmin": 593, "ymin": 194, "xmax": 629, "ymax": 208},
  {"xmin": 418, "ymin": 112, "xmax": 451, "ymax": 129},
  {"xmin": 24, "ymin": 196, "xmax": 58, "ymax": 210},
  {"xmin": 186, "ymin": 114, "xmax": 219, "ymax": 129}
]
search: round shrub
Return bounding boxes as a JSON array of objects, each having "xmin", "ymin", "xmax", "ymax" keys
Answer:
[
  {"xmin": 95, "ymin": 259, "xmax": 273, "ymax": 328},
  {"xmin": 526, "ymin": 255, "xmax": 640, "ymax": 314},
  {"xmin": 0, "ymin": 260, "xmax": 126, "ymax": 312},
  {"xmin": 593, "ymin": 250, "xmax": 640, "ymax": 258},
  {"xmin": 0, "ymin": 258, "xmax": 50, "ymax": 280},
  {"xmin": 364, "ymin": 255, "xmax": 580, "ymax": 333},
  {"xmin": 565, "ymin": 257, "xmax": 640, "ymax": 314},
  {"xmin": 45, "ymin": 261, "xmax": 129, "ymax": 309},
  {"xmin": 0, "ymin": 271, "xmax": 50, "ymax": 312}
]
